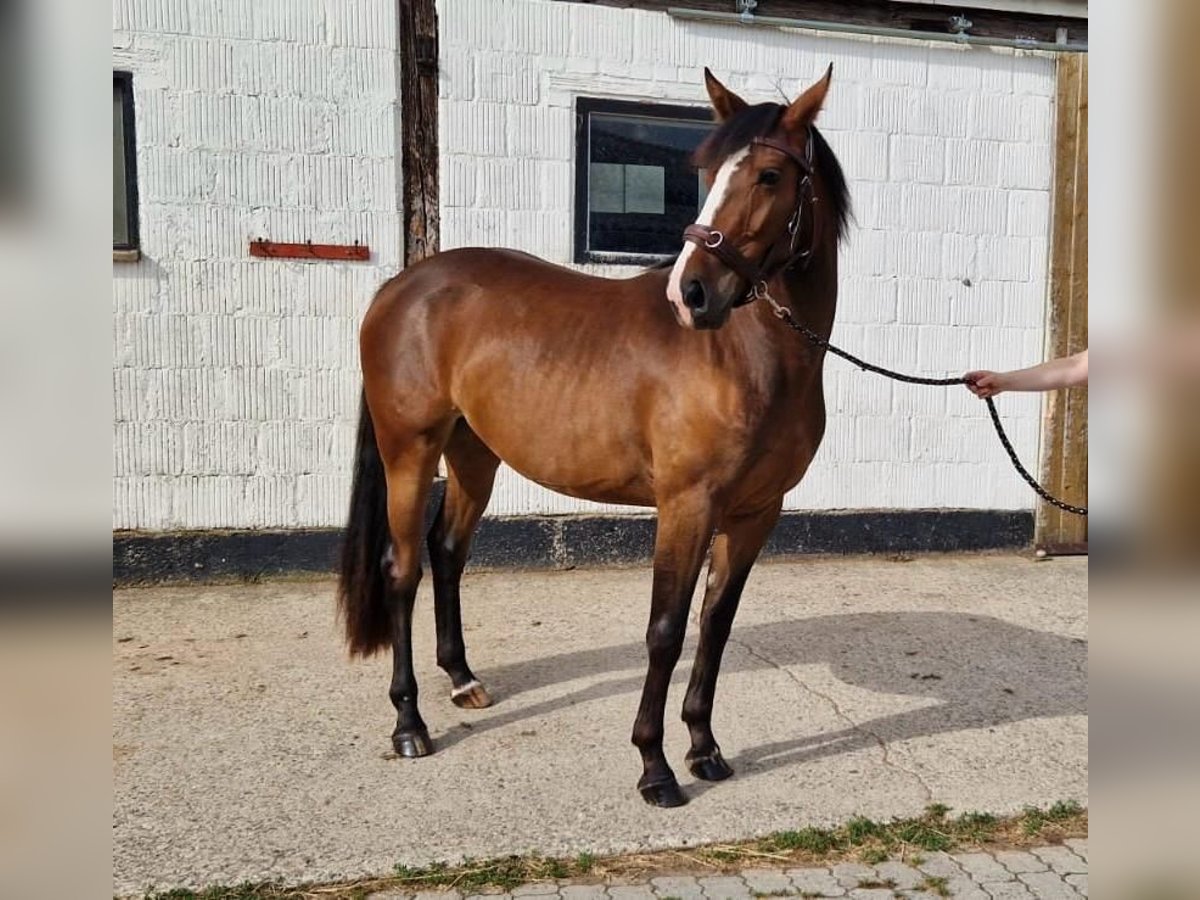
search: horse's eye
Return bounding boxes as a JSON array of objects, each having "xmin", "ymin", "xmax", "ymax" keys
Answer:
[{"xmin": 758, "ymin": 169, "xmax": 781, "ymax": 186}]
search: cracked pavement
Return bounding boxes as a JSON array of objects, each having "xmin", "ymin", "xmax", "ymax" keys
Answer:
[{"xmin": 113, "ymin": 554, "xmax": 1087, "ymax": 895}]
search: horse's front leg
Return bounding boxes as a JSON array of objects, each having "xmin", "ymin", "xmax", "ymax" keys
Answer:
[
  {"xmin": 681, "ymin": 500, "xmax": 782, "ymax": 782},
  {"xmin": 632, "ymin": 491, "xmax": 715, "ymax": 807}
]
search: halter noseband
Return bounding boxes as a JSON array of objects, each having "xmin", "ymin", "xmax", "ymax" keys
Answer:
[{"xmin": 681, "ymin": 129, "xmax": 819, "ymax": 308}]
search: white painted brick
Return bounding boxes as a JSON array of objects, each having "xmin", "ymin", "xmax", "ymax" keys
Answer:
[
  {"xmin": 1021, "ymin": 95, "xmax": 1054, "ymax": 144},
  {"xmin": 872, "ymin": 183, "xmax": 960, "ymax": 233},
  {"xmin": 329, "ymin": 47, "xmax": 396, "ymax": 100},
  {"xmin": 892, "ymin": 375, "xmax": 948, "ymax": 418},
  {"xmin": 477, "ymin": 52, "xmax": 540, "ymax": 104},
  {"xmin": 1002, "ymin": 282, "xmax": 1046, "ymax": 329},
  {"xmin": 860, "ymin": 86, "xmax": 907, "ymax": 133},
  {"xmin": 326, "ymin": 0, "xmax": 394, "ymax": 49},
  {"xmin": 442, "ymin": 154, "xmax": 479, "ymax": 207},
  {"xmin": 871, "ymin": 48, "xmax": 927, "ymax": 87},
  {"xmin": 977, "ymin": 236, "xmax": 1032, "ymax": 282},
  {"xmin": 955, "ymin": 187, "xmax": 1007, "ymax": 237},
  {"xmin": 186, "ymin": 0, "xmax": 258, "ymax": 39},
  {"xmin": 502, "ymin": 0, "xmax": 571, "ymax": 55},
  {"xmin": 474, "ymin": 158, "xmax": 543, "ymax": 209},
  {"xmin": 916, "ymin": 323, "xmax": 974, "ymax": 371},
  {"xmin": 832, "ymin": 130, "xmax": 889, "ymax": 182},
  {"xmin": 945, "ymin": 138, "xmax": 1002, "ymax": 187},
  {"xmin": 927, "ymin": 49, "xmax": 981, "ymax": 91},
  {"xmin": 842, "ymin": 228, "xmax": 889, "ymax": 278},
  {"xmin": 809, "ymin": 38, "xmax": 865, "ymax": 82},
  {"xmin": 950, "ymin": 280, "xmax": 1008, "ymax": 327},
  {"xmin": 440, "ymin": 0, "xmax": 512, "ymax": 51},
  {"xmin": 817, "ymin": 82, "xmax": 859, "ymax": 132},
  {"xmin": 568, "ymin": 3, "xmax": 634, "ymax": 62},
  {"xmin": 1012, "ymin": 58, "xmax": 1055, "ymax": 97},
  {"xmin": 855, "ymin": 418, "xmax": 912, "ymax": 462},
  {"xmin": 999, "ymin": 143, "xmax": 1052, "ymax": 190},
  {"xmin": 1007, "ymin": 190, "xmax": 1050, "ymax": 238},
  {"xmin": 439, "ymin": 46, "xmax": 475, "ymax": 101},
  {"xmin": 168, "ymin": 37, "xmax": 235, "ymax": 93},
  {"xmin": 896, "ymin": 279, "xmax": 954, "ymax": 326},
  {"xmin": 130, "ymin": 0, "xmax": 190, "ymax": 34},
  {"xmin": 506, "ymin": 105, "xmax": 573, "ymax": 160},
  {"xmin": 886, "ymin": 231, "xmax": 942, "ymax": 278},
  {"xmin": 840, "ymin": 278, "xmax": 897, "ymax": 325},
  {"xmin": 976, "ymin": 51, "xmax": 1016, "ymax": 93},
  {"xmin": 253, "ymin": 0, "xmax": 324, "ymax": 45},
  {"xmin": 443, "ymin": 101, "xmax": 507, "ymax": 156},
  {"xmin": 934, "ymin": 92, "xmax": 972, "ymax": 139},
  {"xmin": 510, "ymin": 210, "xmax": 571, "ymax": 258},
  {"xmin": 889, "ymin": 134, "xmax": 944, "ymax": 184},
  {"xmin": 968, "ymin": 94, "xmax": 1029, "ymax": 142}
]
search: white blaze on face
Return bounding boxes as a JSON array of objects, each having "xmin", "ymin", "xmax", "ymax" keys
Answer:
[{"xmin": 666, "ymin": 146, "xmax": 751, "ymax": 313}]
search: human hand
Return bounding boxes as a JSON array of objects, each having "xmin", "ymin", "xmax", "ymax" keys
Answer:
[{"xmin": 964, "ymin": 370, "xmax": 1005, "ymax": 398}]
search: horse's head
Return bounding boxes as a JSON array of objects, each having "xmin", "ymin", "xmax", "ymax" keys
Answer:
[{"xmin": 666, "ymin": 67, "xmax": 835, "ymax": 330}]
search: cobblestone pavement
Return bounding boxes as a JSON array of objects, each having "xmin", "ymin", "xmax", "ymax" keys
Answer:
[{"xmin": 368, "ymin": 841, "xmax": 1088, "ymax": 900}]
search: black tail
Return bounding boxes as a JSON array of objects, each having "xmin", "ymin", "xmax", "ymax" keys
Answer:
[{"xmin": 337, "ymin": 393, "xmax": 393, "ymax": 656}]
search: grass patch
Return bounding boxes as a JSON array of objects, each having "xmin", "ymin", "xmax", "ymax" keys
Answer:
[
  {"xmin": 135, "ymin": 803, "xmax": 1085, "ymax": 900},
  {"xmin": 919, "ymin": 875, "xmax": 952, "ymax": 898},
  {"xmin": 859, "ymin": 846, "xmax": 890, "ymax": 865},
  {"xmin": 857, "ymin": 877, "xmax": 897, "ymax": 889}
]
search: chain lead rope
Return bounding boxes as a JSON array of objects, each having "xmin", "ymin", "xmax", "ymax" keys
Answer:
[{"xmin": 758, "ymin": 292, "xmax": 1088, "ymax": 517}]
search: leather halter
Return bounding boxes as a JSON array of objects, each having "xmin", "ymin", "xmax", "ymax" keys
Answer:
[{"xmin": 681, "ymin": 130, "xmax": 819, "ymax": 307}]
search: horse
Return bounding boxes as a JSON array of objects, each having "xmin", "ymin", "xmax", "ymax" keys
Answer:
[{"xmin": 337, "ymin": 67, "xmax": 851, "ymax": 807}]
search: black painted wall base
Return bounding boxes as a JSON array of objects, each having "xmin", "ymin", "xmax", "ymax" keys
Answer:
[{"xmin": 113, "ymin": 509, "xmax": 1032, "ymax": 586}]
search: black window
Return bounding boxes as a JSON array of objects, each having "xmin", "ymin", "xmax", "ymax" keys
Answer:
[
  {"xmin": 113, "ymin": 72, "xmax": 139, "ymax": 251},
  {"xmin": 575, "ymin": 98, "xmax": 713, "ymax": 264}
]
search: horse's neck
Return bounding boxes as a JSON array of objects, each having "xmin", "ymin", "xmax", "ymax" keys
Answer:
[{"xmin": 773, "ymin": 255, "xmax": 838, "ymax": 338}]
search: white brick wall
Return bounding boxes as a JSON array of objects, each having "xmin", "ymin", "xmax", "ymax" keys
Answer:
[
  {"xmin": 438, "ymin": 0, "xmax": 1055, "ymax": 516},
  {"xmin": 112, "ymin": 0, "xmax": 399, "ymax": 530},
  {"xmin": 113, "ymin": 0, "xmax": 1059, "ymax": 532}
]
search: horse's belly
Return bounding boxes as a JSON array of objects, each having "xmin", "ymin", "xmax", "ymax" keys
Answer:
[{"xmin": 462, "ymin": 410, "xmax": 656, "ymax": 508}]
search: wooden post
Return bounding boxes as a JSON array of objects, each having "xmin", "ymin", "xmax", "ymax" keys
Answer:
[
  {"xmin": 399, "ymin": 0, "xmax": 439, "ymax": 266},
  {"xmin": 1037, "ymin": 54, "xmax": 1088, "ymax": 551}
]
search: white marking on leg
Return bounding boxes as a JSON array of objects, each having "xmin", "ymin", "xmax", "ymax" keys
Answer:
[
  {"xmin": 666, "ymin": 146, "xmax": 751, "ymax": 314},
  {"xmin": 451, "ymin": 679, "xmax": 484, "ymax": 699}
]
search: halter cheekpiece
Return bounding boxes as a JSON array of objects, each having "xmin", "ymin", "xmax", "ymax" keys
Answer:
[{"xmin": 682, "ymin": 128, "xmax": 819, "ymax": 308}]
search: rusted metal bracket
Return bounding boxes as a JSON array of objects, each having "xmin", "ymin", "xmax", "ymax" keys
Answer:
[{"xmin": 249, "ymin": 239, "xmax": 370, "ymax": 261}]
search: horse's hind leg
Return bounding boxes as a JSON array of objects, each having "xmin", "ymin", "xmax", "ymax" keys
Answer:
[
  {"xmin": 380, "ymin": 429, "xmax": 449, "ymax": 758},
  {"xmin": 428, "ymin": 419, "xmax": 500, "ymax": 709},
  {"xmin": 681, "ymin": 500, "xmax": 781, "ymax": 781}
]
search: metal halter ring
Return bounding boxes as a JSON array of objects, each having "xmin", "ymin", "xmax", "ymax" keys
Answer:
[{"xmin": 704, "ymin": 230, "xmax": 725, "ymax": 249}]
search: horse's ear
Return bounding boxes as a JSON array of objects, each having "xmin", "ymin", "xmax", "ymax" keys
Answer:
[
  {"xmin": 782, "ymin": 64, "xmax": 833, "ymax": 133},
  {"xmin": 703, "ymin": 67, "xmax": 747, "ymax": 123}
]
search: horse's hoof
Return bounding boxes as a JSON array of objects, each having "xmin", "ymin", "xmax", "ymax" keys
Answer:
[
  {"xmin": 392, "ymin": 728, "xmax": 434, "ymax": 758},
  {"xmin": 686, "ymin": 749, "xmax": 733, "ymax": 782},
  {"xmin": 451, "ymin": 680, "xmax": 493, "ymax": 709},
  {"xmin": 638, "ymin": 777, "xmax": 689, "ymax": 808}
]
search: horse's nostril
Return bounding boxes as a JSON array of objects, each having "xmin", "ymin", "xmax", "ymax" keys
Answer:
[{"xmin": 683, "ymin": 280, "xmax": 706, "ymax": 311}]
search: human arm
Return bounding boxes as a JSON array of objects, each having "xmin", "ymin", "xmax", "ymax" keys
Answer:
[{"xmin": 965, "ymin": 349, "xmax": 1088, "ymax": 398}]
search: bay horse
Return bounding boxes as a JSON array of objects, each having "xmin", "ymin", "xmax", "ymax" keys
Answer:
[{"xmin": 338, "ymin": 67, "xmax": 850, "ymax": 807}]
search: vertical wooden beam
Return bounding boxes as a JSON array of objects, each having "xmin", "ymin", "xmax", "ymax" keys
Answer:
[
  {"xmin": 1037, "ymin": 54, "xmax": 1088, "ymax": 550},
  {"xmin": 398, "ymin": 0, "xmax": 439, "ymax": 266}
]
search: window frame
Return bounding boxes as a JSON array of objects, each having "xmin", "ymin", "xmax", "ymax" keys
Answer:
[
  {"xmin": 573, "ymin": 97, "xmax": 713, "ymax": 266},
  {"xmin": 113, "ymin": 71, "xmax": 140, "ymax": 254}
]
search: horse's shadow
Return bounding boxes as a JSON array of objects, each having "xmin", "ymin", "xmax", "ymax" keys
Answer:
[{"xmin": 435, "ymin": 610, "xmax": 1087, "ymax": 784}]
